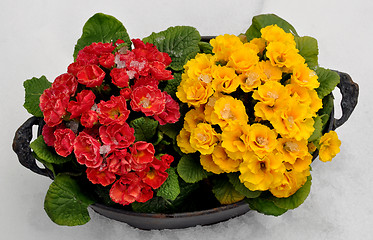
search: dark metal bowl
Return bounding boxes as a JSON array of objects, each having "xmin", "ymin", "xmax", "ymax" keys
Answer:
[{"xmin": 12, "ymin": 68, "xmax": 358, "ymax": 230}]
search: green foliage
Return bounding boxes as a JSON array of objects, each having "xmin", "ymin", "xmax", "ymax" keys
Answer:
[
  {"xmin": 30, "ymin": 136, "xmax": 72, "ymax": 164},
  {"xmin": 246, "ymin": 197, "xmax": 287, "ymax": 216},
  {"xmin": 308, "ymin": 115, "xmax": 325, "ymax": 142},
  {"xmin": 73, "ymin": 13, "xmax": 131, "ymax": 59},
  {"xmin": 156, "ymin": 167, "xmax": 180, "ymax": 201},
  {"xmin": 177, "ymin": 154, "xmax": 209, "ymax": 183},
  {"xmin": 316, "ymin": 68, "xmax": 340, "ymax": 99},
  {"xmin": 272, "ymin": 175, "xmax": 312, "ymax": 210},
  {"xmin": 295, "ymin": 36, "xmax": 319, "ymax": 70},
  {"xmin": 227, "ymin": 173, "xmax": 261, "ymax": 198},
  {"xmin": 161, "ymin": 71, "xmax": 182, "ymax": 99},
  {"xmin": 143, "ymin": 26, "xmax": 201, "ymax": 71},
  {"xmin": 212, "ymin": 176, "xmax": 245, "ymax": 204},
  {"xmin": 198, "ymin": 41, "xmax": 213, "ymax": 54},
  {"xmin": 44, "ymin": 174, "xmax": 94, "ymax": 226},
  {"xmin": 132, "ymin": 181, "xmax": 200, "ymax": 213},
  {"xmin": 245, "ymin": 14, "xmax": 299, "ymax": 41},
  {"xmin": 23, "ymin": 76, "xmax": 51, "ymax": 117},
  {"xmin": 130, "ymin": 117, "xmax": 159, "ymax": 142}
]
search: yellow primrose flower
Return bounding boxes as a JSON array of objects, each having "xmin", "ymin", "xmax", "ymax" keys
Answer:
[
  {"xmin": 210, "ymin": 34, "xmax": 243, "ymax": 62},
  {"xmin": 291, "ymin": 153, "xmax": 312, "ymax": 173},
  {"xmin": 249, "ymin": 38, "xmax": 267, "ymax": 55},
  {"xmin": 227, "ymin": 46, "xmax": 259, "ymax": 73},
  {"xmin": 238, "ymin": 65, "xmax": 263, "ymax": 93},
  {"xmin": 184, "ymin": 53, "xmax": 215, "ymax": 81},
  {"xmin": 277, "ymin": 138, "xmax": 310, "ymax": 164},
  {"xmin": 286, "ymin": 83, "xmax": 312, "ymax": 106},
  {"xmin": 266, "ymin": 41, "xmax": 305, "ymax": 71},
  {"xmin": 258, "ymin": 60, "xmax": 283, "ymax": 83},
  {"xmin": 291, "ymin": 63, "xmax": 320, "ymax": 90},
  {"xmin": 200, "ymin": 154, "xmax": 224, "ymax": 174},
  {"xmin": 203, "ymin": 92, "xmax": 222, "ymax": 123},
  {"xmin": 210, "ymin": 95, "xmax": 248, "ymax": 128},
  {"xmin": 253, "ymin": 81, "xmax": 289, "ymax": 107},
  {"xmin": 212, "ymin": 145, "xmax": 242, "ymax": 173},
  {"xmin": 269, "ymin": 169, "xmax": 309, "ymax": 198},
  {"xmin": 271, "ymin": 99, "xmax": 315, "ymax": 141},
  {"xmin": 260, "ymin": 24, "xmax": 296, "ymax": 46},
  {"xmin": 190, "ymin": 123, "xmax": 220, "ymax": 155},
  {"xmin": 247, "ymin": 123, "xmax": 278, "ymax": 157},
  {"xmin": 176, "ymin": 128, "xmax": 196, "ymax": 154},
  {"xmin": 308, "ymin": 89, "xmax": 323, "ymax": 115},
  {"xmin": 308, "ymin": 142, "xmax": 317, "ymax": 153},
  {"xmin": 239, "ymin": 152, "xmax": 285, "ymax": 191},
  {"xmin": 221, "ymin": 121, "xmax": 251, "ymax": 160},
  {"xmin": 176, "ymin": 74, "xmax": 214, "ymax": 107},
  {"xmin": 252, "ymin": 81, "xmax": 290, "ymax": 120},
  {"xmin": 211, "ymin": 65, "xmax": 240, "ymax": 93},
  {"xmin": 183, "ymin": 107, "xmax": 205, "ymax": 132},
  {"xmin": 286, "ymin": 84, "xmax": 322, "ymax": 118},
  {"xmin": 319, "ymin": 131, "xmax": 341, "ymax": 162}
]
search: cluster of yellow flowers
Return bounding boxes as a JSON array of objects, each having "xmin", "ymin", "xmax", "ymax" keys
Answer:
[{"xmin": 176, "ymin": 25, "xmax": 341, "ymax": 198}]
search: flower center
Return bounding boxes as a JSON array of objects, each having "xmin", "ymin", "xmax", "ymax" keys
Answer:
[
  {"xmin": 139, "ymin": 94, "xmax": 152, "ymax": 108},
  {"xmin": 196, "ymin": 133, "xmax": 208, "ymax": 142},
  {"xmin": 266, "ymin": 91, "xmax": 279, "ymax": 99},
  {"xmin": 220, "ymin": 104, "xmax": 235, "ymax": 120},
  {"xmin": 198, "ymin": 74, "xmax": 212, "ymax": 83},
  {"xmin": 245, "ymin": 72, "xmax": 258, "ymax": 86},
  {"xmin": 256, "ymin": 136, "xmax": 269, "ymax": 147},
  {"xmin": 260, "ymin": 162, "xmax": 266, "ymax": 170},
  {"xmin": 287, "ymin": 116, "xmax": 295, "ymax": 127},
  {"xmin": 284, "ymin": 141, "xmax": 299, "ymax": 152}
]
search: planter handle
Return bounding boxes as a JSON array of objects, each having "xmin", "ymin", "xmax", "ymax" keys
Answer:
[
  {"xmin": 12, "ymin": 116, "xmax": 53, "ymax": 178},
  {"xmin": 333, "ymin": 71, "xmax": 359, "ymax": 129}
]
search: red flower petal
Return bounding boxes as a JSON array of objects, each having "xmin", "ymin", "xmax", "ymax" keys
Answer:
[
  {"xmin": 67, "ymin": 90, "xmax": 96, "ymax": 119},
  {"xmin": 54, "ymin": 128, "xmax": 76, "ymax": 157},
  {"xmin": 86, "ymin": 167, "xmax": 116, "ymax": 186},
  {"xmin": 99, "ymin": 123, "xmax": 135, "ymax": 151},
  {"xmin": 109, "ymin": 173, "xmax": 153, "ymax": 205},
  {"xmin": 130, "ymin": 85, "xmax": 166, "ymax": 116},
  {"xmin": 77, "ymin": 65, "xmax": 105, "ymax": 87},
  {"xmin": 97, "ymin": 95, "xmax": 130, "ymax": 126},
  {"xmin": 74, "ymin": 131, "xmax": 103, "ymax": 168}
]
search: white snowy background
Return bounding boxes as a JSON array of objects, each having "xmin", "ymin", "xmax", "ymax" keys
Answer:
[{"xmin": 1, "ymin": 0, "xmax": 372, "ymax": 239}]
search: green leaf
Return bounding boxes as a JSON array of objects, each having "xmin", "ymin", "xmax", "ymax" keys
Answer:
[
  {"xmin": 227, "ymin": 173, "xmax": 261, "ymax": 198},
  {"xmin": 129, "ymin": 117, "xmax": 158, "ymax": 142},
  {"xmin": 212, "ymin": 176, "xmax": 245, "ymax": 205},
  {"xmin": 30, "ymin": 135, "xmax": 72, "ymax": 164},
  {"xmin": 246, "ymin": 197, "xmax": 287, "ymax": 216},
  {"xmin": 162, "ymin": 71, "xmax": 182, "ymax": 99},
  {"xmin": 308, "ymin": 115, "xmax": 324, "ymax": 142},
  {"xmin": 23, "ymin": 76, "xmax": 51, "ymax": 117},
  {"xmin": 318, "ymin": 94, "xmax": 334, "ymax": 117},
  {"xmin": 272, "ymin": 175, "xmax": 312, "ymax": 210},
  {"xmin": 143, "ymin": 26, "xmax": 201, "ymax": 71},
  {"xmin": 316, "ymin": 68, "xmax": 340, "ymax": 99},
  {"xmin": 131, "ymin": 196, "xmax": 172, "ymax": 213},
  {"xmin": 177, "ymin": 154, "xmax": 209, "ymax": 183},
  {"xmin": 245, "ymin": 14, "xmax": 299, "ymax": 41},
  {"xmin": 132, "ymin": 180, "xmax": 200, "ymax": 213},
  {"xmin": 157, "ymin": 167, "xmax": 180, "ymax": 201},
  {"xmin": 44, "ymin": 174, "xmax": 94, "ymax": 226},
  {"xmin": 32, "ymin": 152, "xmax": 56, "ymax": 176},
  {"xmin": 295, "ymin": 36, "xmax": 319, "ymax": 70},
  {"xmin": 198, "ymin": 41, "xmax": 213, "ymax": 54},
  {"xmin": 73, "ymin": 13, "xmax": 131, "ymax": 59}
]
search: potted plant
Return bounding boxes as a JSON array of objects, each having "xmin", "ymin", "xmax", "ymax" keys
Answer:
[{"xmin": 13, "ymin": 13, "xmax": 358, "ymax": 229}]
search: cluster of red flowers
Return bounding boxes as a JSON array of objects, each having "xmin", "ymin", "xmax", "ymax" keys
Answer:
[{"xmin": 39, "ymin": 39, "xmax": 180, "ymax": 205}]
